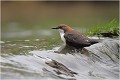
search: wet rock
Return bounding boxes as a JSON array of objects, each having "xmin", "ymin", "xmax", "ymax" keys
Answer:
[
  {"xmin": 42, "ymin": 68, "xmax": 66, "ymax": 79},
  {"xmin": 57, "ymin": 38, "xmax": 119, "ymax": 64},
  {"xmin": 45, "ymin": 60, "xmax": 78, "ymax": 77},
  {"xmin": 83, "ymin": 39, "xmax": 119, "ymax": 63}
]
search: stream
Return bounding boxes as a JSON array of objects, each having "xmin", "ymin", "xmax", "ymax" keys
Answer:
[{"xmin": 1, "ymin": 38, "xmax": 119, "ymax": 80}]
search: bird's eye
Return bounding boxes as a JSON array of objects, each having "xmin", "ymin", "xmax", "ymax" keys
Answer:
[
  {"xmin": 59, "ymin": 26, "xmax": 62, "ymax": 28},
  {"xmin": 63, "ymin": 26, "xmax": 66, "ymax": 27}
]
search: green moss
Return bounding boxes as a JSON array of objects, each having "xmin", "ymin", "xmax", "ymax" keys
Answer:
[{"xmin": 85, "ymin": 18, "xmax": 119, "ymax": 37}]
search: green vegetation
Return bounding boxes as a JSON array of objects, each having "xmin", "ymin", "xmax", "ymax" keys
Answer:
[{"xmin": 86, "ymin": 19, "xmax": 119, "ymax": 37}]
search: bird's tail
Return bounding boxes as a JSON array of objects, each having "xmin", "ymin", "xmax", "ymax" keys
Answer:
[{"xmin": 90, "ymin": 39, "xmax": 102, "ymax": 44}]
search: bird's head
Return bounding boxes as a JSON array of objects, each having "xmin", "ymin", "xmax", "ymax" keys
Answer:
[{"xmin": 52, "ymin": 24, "xmax": 73, "ymax": 33}]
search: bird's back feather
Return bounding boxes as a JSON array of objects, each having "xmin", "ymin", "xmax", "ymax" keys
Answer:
[{"xmin": 64, "ymin": 30, "xmax": 92, "ymax": 48}]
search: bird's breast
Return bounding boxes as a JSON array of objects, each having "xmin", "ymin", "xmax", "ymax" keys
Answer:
[{"xmin": 58, "ymin": 29, "xmax": 66, "ymax": 44}]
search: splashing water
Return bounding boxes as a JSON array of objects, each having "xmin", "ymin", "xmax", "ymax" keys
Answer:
[{"xmin": 1, "ymin": 39, "xmax": 119, "ymax": 80}]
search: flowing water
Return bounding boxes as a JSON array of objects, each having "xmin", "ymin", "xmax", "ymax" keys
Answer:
[{"xmin": 1, "ymin": 38, "xmax": 119, "ymax": 80}]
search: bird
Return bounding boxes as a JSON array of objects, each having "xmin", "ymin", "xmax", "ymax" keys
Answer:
[{"xmin": 52, "ymin": 24, "xmax": 99, "ymax": 49}]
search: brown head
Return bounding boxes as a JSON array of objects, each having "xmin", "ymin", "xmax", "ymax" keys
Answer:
[{"xmin": 52, "ymin": 24, "xmax": 74, "ymax": 32}]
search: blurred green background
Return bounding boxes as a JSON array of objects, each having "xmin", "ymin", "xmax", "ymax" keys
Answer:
[{"xmin": 1, "ymin": 1, "xmax": 119, "ymax": 41}]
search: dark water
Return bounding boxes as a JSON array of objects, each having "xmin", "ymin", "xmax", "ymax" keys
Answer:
[{"xmin": 1, "ymin": 38, "xmax": 119, "ymax": 80}]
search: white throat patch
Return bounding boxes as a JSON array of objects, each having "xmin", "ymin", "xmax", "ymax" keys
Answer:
[{"xmin": 58, "ymin": 29, "xmax": 66, "ymax": 44}]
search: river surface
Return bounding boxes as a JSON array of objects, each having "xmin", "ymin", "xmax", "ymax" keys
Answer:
[{"xmin": 1, "ymin": 38, "xmax": 119, "ymax": 80}]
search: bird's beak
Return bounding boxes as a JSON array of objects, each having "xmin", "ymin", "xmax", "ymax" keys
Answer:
[{"xmin": 51, "ymin": 27, "xmax": 59, "ymax": 29}]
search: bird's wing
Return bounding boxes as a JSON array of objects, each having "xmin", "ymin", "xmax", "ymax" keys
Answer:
[{"xmin": 64, "ymin": 32, "xmax": 91, "ymax": 45}]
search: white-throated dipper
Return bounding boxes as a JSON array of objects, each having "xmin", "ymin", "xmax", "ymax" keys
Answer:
[{"xmin": 52, "ymin": 24, "xmax": 99, "ymax": 49}]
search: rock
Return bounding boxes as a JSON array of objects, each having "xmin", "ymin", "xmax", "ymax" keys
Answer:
[{"xmin": 45, "ymin": 60, "xmax": 78, "ymax": 77}]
